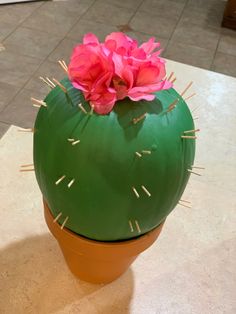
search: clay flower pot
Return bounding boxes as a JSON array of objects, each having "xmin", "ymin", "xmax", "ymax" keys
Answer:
[{"xmin": 44, "ymin": 200, "xmax": 164, "ymax": 284}]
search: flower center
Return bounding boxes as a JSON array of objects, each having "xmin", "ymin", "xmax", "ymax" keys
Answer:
[{"xmin": 112, "ymin": 76, "xmax": 127, "ymax": 100}]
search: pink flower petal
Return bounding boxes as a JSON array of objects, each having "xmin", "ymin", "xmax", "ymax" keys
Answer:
[
  {"xmin": 128, "ymin": 92, "xmax": 155, "ymax": 101},
  {"xmin": 104, "ymin": 39, "xmax": 117, "ymax": 52},
  {"xmin": 136, "ymin": 66, "xmax": 161, "ymax": 86},
  {"xmin": 140, "ymin": 37, "xmax": 160, "ymax": 54},
  {"xmin": 105, "ymin": 32, "xmax": 138, "ymax": 55},
  {"xmin": 71, "ymin": 81, "xmax": 87, "ymax": 91},
  {"xmin": 91, "ymin": 92, "xmax": 117, "ymax": 114},
  {"xmin": 68, "ymin": 32, "xmax": 172, "ymax": 114},
  {"xmin": 83, "ymin": 33, "xmax": 99, "ymax": 45}
]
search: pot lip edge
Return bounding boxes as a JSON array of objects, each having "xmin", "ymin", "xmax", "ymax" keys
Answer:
[{"xmin": 44, "ymin": 199, "xmax": 164, "ymax": 249}]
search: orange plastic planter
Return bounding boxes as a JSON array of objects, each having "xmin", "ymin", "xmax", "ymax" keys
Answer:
[{"xmin": 44, "ymin": 200, "xmax": 164, "ymax": 284}]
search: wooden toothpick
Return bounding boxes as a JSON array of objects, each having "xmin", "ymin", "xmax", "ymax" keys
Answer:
[
  {"xmin": 53, "ymin": 212, "xmax": 62, "ymax": 223},
  {"xmin": 46, "ymin": 77, "xmax": 56, "ymax": 88},
  {"xmin": 135, "ymin": 152, "xmax": 142, "ymax": 158},
  {"xmin": 61, "ymin": 216, "xmax": 68, "ymax": 230},
  {"xmin": 167, "ymin": 98, "xmax": 179, "ymax": 112},
  {"xmin": 55, "ymin": 175, "xmax": 66, "ymax": 185},
  {"xmin": 141, "ymin": 185, "xmax": 151, "ymax": 197},
  {"xmin": 62, "ymin": 60, "xmax": 68, "ymax": 71},
  {"xmin": 167, "ymin": 105, "xmax": 175, "ymax": 112},
  {"xmin": 18, "ymin": 128, "xmax": 35, "ymax": 133},
  {"xmin": 142, "ymin": 150, "xmax": 151, "ymax": 154},
  {"xmin": 20, "ymin": 168, "xmax": 35, "ymax": 172},
  {"xmin": 180, "ymin": 199, "xmax": 191, "ymax": 204},
  {"xmin": 39, "ymin": 76, "xmax": 54, "ymax": 89},
  {"xmin": 192, "ymin": 105, "xmax": 201, "ymax": 113},
  {"xmin": 58, "ymin": 60, "xmax": 68, "ymax": 74},
  {"xmin": 132, "ymin": 187, "xmax": 140, "ymax": 198},
  {"xmin": 170, "ymin": 77, "xmax": 177, "ymax": 84},
  {"xmin": 180, "ymin": 81, "xmax": 193, "ymax": 97},
  {"xmin": 181, "ymin": 135, "xmax": 197, "ymax": 139},
  {"xmin": 31, "ymin": 97, "xmax": 47, "ymax": 107},
  {"xmin": 184, "ymin": 128, "xmax": 200, "ymax": 134},
  {"xmin": 188, "ymin": 169, "xmax": 201, "ymax": 176},
  {"xmin": 191, "ymin": 166, "xmax": 205, "ymax": 170},
  {"xmin": 135, "ymin": 220, "xmax": 141, "ymax": 233},
  {"xmin": 21, "ymin": 163, "xmax": 34, "ymax": 168},
  {"xmin": 78, "ymin": 103, "xmax": 88, "ymax": 114},
  {"xmin": 184, "ymin": 93, "xmax": 196, "ymax": 101},
  {"xmin": 178, "ymin": 202, "xmax": 192, "ymax": 209},
  {"xmin": 129, "ymin": 220, "xmax": 134, "ymax": 232},
  {"xmin": 68, "ymin": 179, "xmax": 75, "ymax": 188},
  {"xmin": 133, "ymin": 112, "xmax": 147, "ymax": 124},
  {"xmin": 52, "ymin": 78, "xmax": 67, "ymax": 93},
  {"xmin": 167, "ymin": 71, "xmax": 174, "ymax": 81},
  {"xmin": 72, "ymin": 139, "xmax": 80, "ymax": 146}
]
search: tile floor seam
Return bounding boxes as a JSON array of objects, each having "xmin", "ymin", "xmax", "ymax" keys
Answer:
[
  {"xmin": 0, "ymin": 0, "xmax": 97, "ymax": 123},
  {"xmin": 210, "ymin": 32, "xmax": 227, "ymax": 70},
  {"xmin": 46, "ymin": 0, "xmax": 97, "ymax": 66},
  {"xmin": 0, "ymin": 120, "xmax": 11, "ymax": 126},
  {"xmin": 129, "ymin": 11, "xmax": 179, "ymax": 40},
  {"xmin": 0, "ymin": 83, "xmax": 21, "ymax": 113},
  {"xmin": 210, "ymin": 32, "xmax": 235, "ymax": 70},
  {"xmin": 126, "ymin": 0, "xmax": 145, "ymax": 25},
  {"xmin": 168, "ymin": 41, "xmax": 216, "ymax": 55},
  {"xmin": 93, "ymin": 0, "xmax": 146, "ymax": 13},
  {"xmin": 4, "ymin": 25, "xmax": 64, "ymax": 42},
  {"xmin": 14, "ymin": 3, "xmax": 96, "ymax": 39},
  {"xmin": 0, "ymin": 55, "xmax": 45, "ymax": 115},
  {"xmin": 1, "ymin": 1, "xmax": 45, "ymax": 44},
  {"xmin": 216, "ymin": 50, "xmax": 236, "ymax": 58},
  {"xmin": 165, "ymin": 0, "xmax": 224, "ymax": 59},
  {"xmin": 0, "ymin": 45, "xmax": 51, "ymax": 62},
  {"xmin": 162, "ymin": 0, "xmax": 189, "ymax": 54}
]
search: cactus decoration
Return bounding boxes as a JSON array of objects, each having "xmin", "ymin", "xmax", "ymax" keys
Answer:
[{"xmin": 33, "ymin": 33, "xmax": 197, "ymax": 242}]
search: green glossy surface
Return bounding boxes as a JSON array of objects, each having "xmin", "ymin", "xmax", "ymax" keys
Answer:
[{"xmin": 34, "ymin": 78, "xmax": 195, "ymax": 241}]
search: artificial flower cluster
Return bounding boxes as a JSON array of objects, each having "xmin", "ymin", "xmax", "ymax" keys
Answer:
[{"xmin": 68, "ymin": 32, "xmax": 172, "ymax": 114}]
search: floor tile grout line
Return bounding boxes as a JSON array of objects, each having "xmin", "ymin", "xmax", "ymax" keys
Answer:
[
  {"xmin": 5, "ymin": 24, "xmax": 64, "ymax": 39},
  {"xmin": 0, "ymin": 54, "xmax": 46, "ymax": 115},
  {"xmin": 163, "ymin": 0, "xmax": 225, "ymax": 72},
  {"xmin": 1, "ymin": 1, "xmax": 45, "ymax": 44},
  {"xmin": 45, "ymin": 0, "xmax": 97, "ymax": 62},
  {"xmin": 4, "ymin": 1, "xmax": 96, "ymax": 41},
  {"xmin": 127, "ymin": 0, "xmax": 145, "ymax": 25},
  {"xmin": 0, "ymin": 0, "xmax": 97, "ymax": 121},
  {"xmin": 209, "ymin": 30, "xmax": 223, "ymax": 70},
  {"xmin": 0, "ymin": 1, "xmax": 49, "ymax": 115},
  {"xmin": 164, "ymin": 0, "xmax": 189, "ymax": 54},
  {"xmin": 123, "ymin": 0, "xmax": 172, "ymax": 51},
  {"xmin": 79, "ymin": 0, "xmax": 146, "ymax": 34},
  {"xmin": 0, "ymin": 120, "xmax": 11, "ymax": 126},
  {"xmin": 214, "ymin": 50, "xmax": 236, "ymax": 59}
]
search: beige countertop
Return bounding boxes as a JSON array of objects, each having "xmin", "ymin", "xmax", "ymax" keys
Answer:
[{"xmin": 0, "ymin": 59, "xmax": 235, "ymax": 313}]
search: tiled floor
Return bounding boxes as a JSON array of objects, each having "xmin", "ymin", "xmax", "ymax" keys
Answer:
[{"xmin": 0, "ymin": 0, "xmax": 235, "ymax": 138}]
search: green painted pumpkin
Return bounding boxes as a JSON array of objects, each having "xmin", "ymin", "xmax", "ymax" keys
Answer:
[{"xmin": 34, "ymin": 77, "xmax": 195, "ymax": 241}]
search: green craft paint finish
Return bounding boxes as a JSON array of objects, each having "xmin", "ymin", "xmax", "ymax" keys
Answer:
[{"xmin": 34, "ymin": 78, "xmax": 195, "ymax": 241}]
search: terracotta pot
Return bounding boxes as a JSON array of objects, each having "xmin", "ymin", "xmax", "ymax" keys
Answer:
[{"xmin": 44, "ymin": 200, "xmax": 164, "ymax": 284}]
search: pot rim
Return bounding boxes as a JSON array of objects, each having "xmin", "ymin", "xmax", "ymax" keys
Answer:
[{"xmin": 44, "ymin": 199, "xmax": 164, "ymax": 258}]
